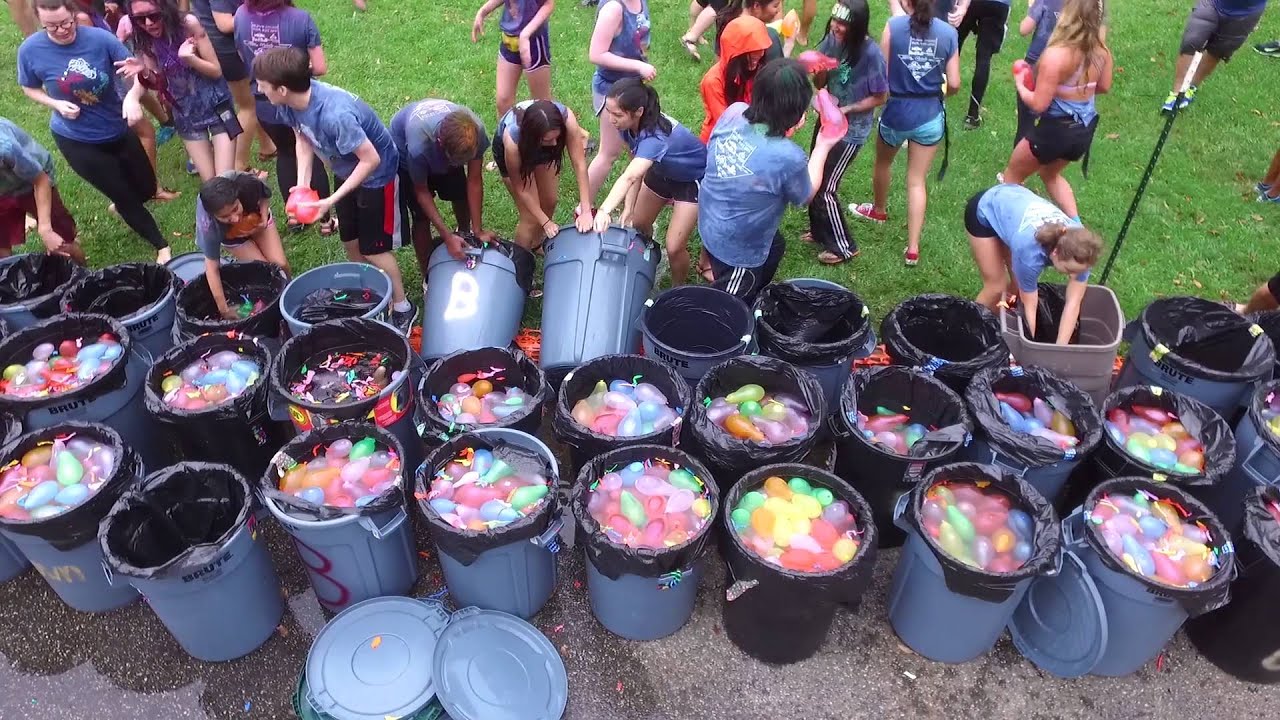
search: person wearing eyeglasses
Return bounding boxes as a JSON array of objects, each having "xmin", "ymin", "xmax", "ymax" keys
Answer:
[{"xmin": 18, "ymin": 0, "xmax": 172, "ymax": 262}]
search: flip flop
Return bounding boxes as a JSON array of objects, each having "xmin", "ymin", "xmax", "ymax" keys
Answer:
[{"xmin": 680, "ymin": 37, "xmax": 701, "ymax": 61}]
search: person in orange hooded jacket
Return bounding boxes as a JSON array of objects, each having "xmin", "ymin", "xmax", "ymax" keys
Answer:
[{"xmin": 699, "ymin": 15, "xmax": 772, "ymax": 143}]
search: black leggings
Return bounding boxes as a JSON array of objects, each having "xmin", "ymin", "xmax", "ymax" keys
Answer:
[
  {"xmin": 958, "ymin": 0, "xmax": 1010, "ymax": 119},
  {"xmin": 807, "ymin": 129, "xmax": 862, "ymax": 259},
  {"xmin": 53, "ymin": 130, "xmax": 166, "ymax": 250},
  {"xmin": 261, "ymin": 120, "xmax": 331, "ymax": 203}
]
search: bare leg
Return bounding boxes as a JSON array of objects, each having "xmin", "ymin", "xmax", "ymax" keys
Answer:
[
  {"xmin": 682, "ymin": 5, "xmax": 717, "ymax": 49},
  {"xmin": 970, "ymin": 234, "xmax": 1009, "ymax": 308},
  {"xmin": 535, "ymin": 164, "xmax": 560, "ymax": 229},
  {"xmin": 870, "ymin": 136, "xmax": 898, "ymax": 214},
  {"xmin": 1191, "ymin": 53, "xmax": 1221, "ymax": 86},
  {"xmin": 1265, "ymin": 147, "xmax": 1280, "ymax": 186},
  {"xmin": 1001, "ymin": 138, "xmax": 1042, "ymax": 185},
  {"xmin": 903, "ymin": 140, "xmax": 940, "ymax": 257},
  {"xmin": 1037, "ymin": 159, "xmax": 1079, "ymax": 218},
  {"xmin": 1239, "ymin": 281, "xmax": 1280, "ymax": 314},
  {"xmin": 183, "ymin": 138, "xmax": 216, "ymax": 181},
  {"xmin": 341, "ymin": 239, "xmax": 363, "ymax": 262},
  {"xmin": 7, "ymin": 0, "xmax": 36, "ymax": 35},
  {"xmin": 364, "ymin": 252, "xmax": 407, "ymax": 304},
  {"xmin": 525, "ymin": 66, "xmax": 552, "ymax": 103},
  {"xmin": 495, "ymin": 57, "xmax": 522, "ymax": 120},
  {"xmin": 666, "ymin": 200, "xmax": 699, "ymax": 287},
  {"xmin": 228, "ymin": 79, "xmax": 261, "ymax": 173},
  {"xmin": 587, "ymin": 112, "xmax": 624, "ymax": 201},
  {"xmin": 245, "ymin": 223, "xmax": 290, "ymax": 273},
  {"xmin": 798, "ymin": 0, "xmax": 817, "ymax": 45}
]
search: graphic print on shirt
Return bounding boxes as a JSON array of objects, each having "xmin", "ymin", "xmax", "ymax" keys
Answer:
[
  {"xmin": 899, "ymin": 37, "xmax": 940, "ymax": 82},
  {"xmin": 712, "ymin": 129, "xmax": 755, "ymax": 180},
  {"xmin": 635, "ymin": 13, "xmax": 651, "ymax": 56},
  {"xmin": 1018, "ymin": 201, "xmax": 1070, "ymax": 235},
  {"xmin": 57, "ymin": 57, "xmax": 110, "ymax": 106},
  {"xmin": 247, "ymin": 21, "xmax": 283, "ymax": 55},
  {"xmin": 411, "ymin": 99, "xmax": 452, "ymax": 122}
]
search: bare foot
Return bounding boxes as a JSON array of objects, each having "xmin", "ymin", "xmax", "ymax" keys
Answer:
[
  {"xmin": 156, "ymin": 247, "xmax": 172, "ymax": 264},
  {"xmin": 154, "ymin": 187, "xmax": 181, "ymax": 202}
]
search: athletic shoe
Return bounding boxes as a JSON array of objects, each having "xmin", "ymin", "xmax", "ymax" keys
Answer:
[
  {"xmin": 1257, "ymin": 181, "xmax": 1272, "ymax": 196},
  {"xmin": 156, "ymin": 125, "xmax": 176, "ymax": 145},
  {"xmin": 963, "ymin": 114, "xmax": 982, "ymax": 130},
  {"xmin": 849, "ymin": 203, "xmax": 887, "ymax": 223},
  {"xmin": 1255, "ymin": 40, "xmax": 1280, "ymax": 57},
  {"xmin": 1161, "ymin": 92, "xmax": 1178, "ymax": 113},
  {"xmin": 186, "ymin": 158, "xmax": 197, "ymax": 175},
  {"xmin": 996, "ymin": 172, "xmax": 1006, "ymax": 184},
  {"xmin": 1179, "ymin": 85, "xmax": 1198, "ymax": 110},
  {"xmin": 1259, "ymin": 192, "xmax": 1280, "ymax": 204},
  {"xmin": 390, "ymin": 302, "xmax": 418, "ymax": 334}
]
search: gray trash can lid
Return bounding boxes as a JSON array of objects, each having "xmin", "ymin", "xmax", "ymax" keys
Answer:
[
  {"xmin": 1008, "ymin": 548, "xmax": 1108, "ymax": 678},
  {"xmin": 432, "ymin": 606, "xmax": 568, "ymax": 720},
  {"xmin": 306, "ymin": 596, "xmax": 451, "ymax": 720}
]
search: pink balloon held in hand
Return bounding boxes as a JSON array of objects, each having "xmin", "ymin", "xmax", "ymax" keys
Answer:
[
  {"xmin": 815, "ymin": 89, "xmax": 848, "ymax": 140},
  {"xmin": 797, "ymin": 50, "xmax": 839, "ymax": 74}
]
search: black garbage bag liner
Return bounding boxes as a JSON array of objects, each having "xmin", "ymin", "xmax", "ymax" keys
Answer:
[
  {"xmin": 1243, "ymin": 485, "xmax": 1280, "ymax": 568},
  {"xmin": 881, "ymin": 293, "xmax": 1009, "ymax": 392},
  {"xmin": 0, "ymin": 314, "xmax": 133, "ymax": 416},
  {"xmin": 1250, "ymin": 309, "xmax": 1280, "ymax": 373},
  {"xmin": 551, "ymin": 354, "xmax": 690, "ymax": 474},
  {"xmin": 1020, "ymin": 282, "xmax": 1081, "ymax": 344},
  {"xmin": 174, "ymin": 261, "xmax": 287, "ymax": 342},
  {"xmin": 1134, "ymin": 297, "xmax": 1274, "ymax": 382},
  {"xmin": 1083, "ymin": 477, "xmax": 1235, "ymax": 616},
  {"xmin": 1248, "ymin": 381, "xmax": 1280, "ymax": 459},
  {"xmin": 638, "ymin": 285, "xmax": 754, "ymax": 359},
  {"xmin": 270, "ymin": 317, "xmax": 414, "ymax": 424},
  {"xmin": 903, "ymin": 462, "xmax": 1061, "ymax": 603},
  {"xmin": 100, "ymin": 462, "xmax": 252, "ymax": 579},
  {"xmin": 1090, "ymin": 385, "xmax": 1235, "ymax": 487},
  {"xmin": 451, "ymin": 234, "xmax": 536, "ymax": 295},
  {"xmin": 0, "ymin": 423, "xmax": 141, "ymax": 551},
  {"xmin": 61, "ymin": 262, "xmax": 180, "ymax": 322},
  {"xmin": 417, "ymin": 346, "xmax": 547, "ymax": 444},
  {"xmin": 294, "ymin": 288, "xmax": 383, "ymax": 325},
  {"xmin": 260, "ymin": 422, "xmax": 406, "ymax": 522},
  {"xmin": 965, "ymin": 365, "xmax": 1102, "ymax": 468},
  {"xmin": 415, "ymin": 431, "xmax": 558, "ymax": 566},
  {"xmin": 144, "ymin": 333, "xmax": 285, "ymax": 474},
  {"xmin": 0, "ymin": 414, "xmax": 20, "ymax": 447},
  {"xmin": 0, "ymin": 254, "xmax": 84, "ymax": 320},
  {"xmin": 684, "ymin": 355, "xmax": 825, "ymax": 492},
  {"xmin": 571, "ymin": 445, "xmax": 718, "ymax": 580},
  {"xmin": 836, "ymin": 366, "xmax": 973, "ymax": 462},
  {"xmin": 754, "ymin": 282, "xmax": 871, "ymax": 365}
]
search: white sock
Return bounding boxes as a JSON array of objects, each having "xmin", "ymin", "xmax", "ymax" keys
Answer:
[{"xmin": 393, "ymin": 300, "xmax": 411, "ymax": 312}]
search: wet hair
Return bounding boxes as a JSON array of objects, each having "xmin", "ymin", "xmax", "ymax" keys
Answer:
[
  {"xmin": 244, "ymin": 0, "xmax": 292, "ymax": 11},
  {"xmin": 125, "ymin": 0, "xmax": 183, "ymax": 62},
  {"xmin": 1035, "ymin": 223, "xmax": 1103, "ymax": 267},
  {"xmin": 742, "ymin": 59, "xmax": 812, "ymax": 136},
  {"xmin": 724, "ymin": 51, "xmax": 763, "ymax": 106},
  {"xmin": 826, "ymin": 0, "xmax": 870, "ymax": 69},
  {"xmin": 438, "ymin": 110, "xmax": 482, "ymax": 166},
  {"xmin": 908, "ymin": 0, "xmax": 935, "ymax": 34},
  {"xmin": 198, "ymin": 175, "xmax": 241, "ymax": 214},
  {"xmin": 252, "ymin": 46, "xmax": 311, "ymax": 93},
  {"xmin": 514, "ymin": 100, "xmax": 566, "ymax": 184},
  {"xmin": 1048, "ymin": 0, "xmax": 1110, "ymax": 86},
  {"xmin": 31, "ymin": 0, "xmax": 79, "ymax": 15},
  {"xmin": 607, "ymin": 78, "xmax": 672, "ymax": 136},
  {"xmin": 714, "ymin": 0, "xmax": 779, "ymax": 46}
]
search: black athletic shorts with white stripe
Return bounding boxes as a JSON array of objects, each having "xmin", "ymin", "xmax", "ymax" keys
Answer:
[{"xmin": 707, "ymin": 231, "xmax": 785, "ymax": 303}]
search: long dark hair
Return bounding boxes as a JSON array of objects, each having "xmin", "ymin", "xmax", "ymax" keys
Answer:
[
  {"xmin": 742, "ymin": 59, "xmax": 811, "ymax": 136},
  {"xmin": 244, "ymin": 0, "xmax": 293, "ymax": 11},
  {"xmin": 909, "ymin": 0, "xmax": 935, "ymax": 34},
  {"xmin": 607, "ymin": 78, "xmax": 672, "ymax": 136},
  {"xmin": 515, "ymin": 100, "xmax": 566, "ymax": 184},
  {"xmin": 724, "ymin": 53, "xmax": 761, "ymax": 105},
  {"xmin": 827, "ymin": 0, "xmax": 870, "ymax": 69},
  {"xmin": 125, "ymin": 0, "xmax": 183, "ymax": 61},
  {"xmin": 714, "ymin": 0, "xmax": 773, "ymax": 47}
]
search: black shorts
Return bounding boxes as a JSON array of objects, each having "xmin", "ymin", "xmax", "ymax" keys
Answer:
[
  {"xmin": 492, "ymin": 134, "xmax": 561, "ymax": 179},
  {"xmin": 958, "ymin": 0, "xmax": 1010, "ymax": 55},
  {"xmin": 643, "ymin": 165, "xmax": 699, "ymax": 204},
  {"xmin": 1268, "ymin": 272, "xmax": 1280, "ymax": 303},
  {"xmin": 399, "ymin": 165, "xmax": 468, "ymax": 221},
  {"xmin": 215, "ymin": 48, "xmax": 248, "ymax": 83},
  {"xmin": 964, "ymin": 191, "xmax": 997, "ymax": 237},
  {"xmin": 333, "ymin": 174, "xmax": 406, "ymax": 255},
  {"xmin": 695, "ymin": 0, "xmax": 728, "ymax": 9},
  {"xmin": 708, "ymin": 231, "xmax": 785, "ymax": 303},
  {"xmin": 1029, "ymin": 114, "xmax": 1098, "ymax": 164}
]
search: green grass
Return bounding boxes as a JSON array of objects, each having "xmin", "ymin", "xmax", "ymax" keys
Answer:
[{"xmin": 2, "ymin": 0, "xmax": 1278, "ymax": 323}]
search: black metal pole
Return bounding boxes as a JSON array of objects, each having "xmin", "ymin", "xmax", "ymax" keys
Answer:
[{"xmin": 1098, "ymin": 52, "xmax": 1203, "ymax": 286}]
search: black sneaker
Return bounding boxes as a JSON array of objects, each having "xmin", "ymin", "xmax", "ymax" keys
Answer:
[
  {"xmin": 1256, "ymin": 40, "xmax": 1280, "ymax": 57},
  {"xmin": 390, "ymin": 301, "xmax": 418, "ymax": 334},
  {"xmin": 579, "ymin": 0, "xmax": 597, "ymax": 6},
  {"xmin": 963, "ymin": 114, "xmax": 982, "ymax": 130}
]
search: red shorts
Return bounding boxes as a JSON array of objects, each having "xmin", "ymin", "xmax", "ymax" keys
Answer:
[{"xmin": 0, "ymin": 187, "xmax": 77, "ymax": 249}]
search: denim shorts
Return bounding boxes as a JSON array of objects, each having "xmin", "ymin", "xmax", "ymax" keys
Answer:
[{"xmin": 878, "ymin": 111, "xmax": 945, "ymax": 148}]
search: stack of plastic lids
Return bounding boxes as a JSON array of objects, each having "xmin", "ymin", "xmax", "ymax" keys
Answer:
[{"xmin": 299, "ymin": 596, "xmax": 568, "ymax": 720}]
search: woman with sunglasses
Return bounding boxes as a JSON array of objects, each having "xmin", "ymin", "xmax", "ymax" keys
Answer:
[
  {"xmin": 18, "ymin": 0, "xmax": 172, "ymax": 262},
  {"xmin": 123, "ymin": 0, "xmax": 238, "ymax": 181}
]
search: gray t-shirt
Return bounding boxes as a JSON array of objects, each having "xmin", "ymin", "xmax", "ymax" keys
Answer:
[
  {"xmin": 816, "ymin": 36, "xmax": 889, "ymax": 145},
  {"xmin": 191, "ymin": 0, "xmax": 242, "ymax": 56},
  {"xmin": 390, "ymin": 100, "xmax": 490, "ymax": 183},
  {"xmin": 0, "ymin": 118, "xmax": 55, "ymax": 198},
  {"xmin": 195, "ymin": 171, "xmax": 272, "ymax": 259}
]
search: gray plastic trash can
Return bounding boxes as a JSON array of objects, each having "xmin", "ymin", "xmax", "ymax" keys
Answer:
[
  {"xmin": 539, "ymin": 226, "xmax": 659, "ymax": 386},
  {"xmin": 420, "ymin": 237, "xmax": 533, "ymax": 360},
  {"xmin": 100, "ymin": 463, "xmax": 284, "ymax": 661},
  {"xmin": 61, "ymin": 263, "xmax": 181, "ymax": 360},
  {"xmin": 638, "ymin": 285, "xmax": 754, "ymax": 388},
  {"xmin": 0, "ymin": 254, "xmax": 84, "ymax": 331},
  {"xmin": 418, "ymin": 428, "xmax": 562, "ymax": 619},
  {"xmin": 1198, "ymin": 380, "xmax": 1280, "ymax": 533},
  {"xmin": 0, "ymin": 314, "xmax": 164, "ymax": 470},
  {"xmin": 280, "ymin": 262, "xmax": 392, "ymax": 337},
  {"xmin": 165, "ymin": 252, "xmax": 229, "ymax": 285},
  {"xmin": 0, "ymin": 535, "xmax": 26, "ymax": 583}
]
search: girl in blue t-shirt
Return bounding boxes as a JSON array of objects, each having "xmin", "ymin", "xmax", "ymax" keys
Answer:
[
  {"xmin": 851, "ymin": 0, "xmax": 958, "ymax": 267},
  {"xmin": 809, "ymin": 0, "xmax": 887, "ymax": 264},
  {"xmin": 593, "ymin": 79, "xmax": 707, "ymax": 286},
  {"xmin": 965, "ymin": 183, "xmax": 1102, "ymax": 344},
  {"xmin": 472, "ymin": 0, "xmax": 554, "ymax": 120},
  {"xmin": 587, "ymin": 0, "xmax": 653, "ymax": 201}
]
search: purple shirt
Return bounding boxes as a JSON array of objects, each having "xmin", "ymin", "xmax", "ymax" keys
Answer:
[
  {"xmin": 499, "ymin": 0, "xmax": 548, "ymax": 36},
  {"xmin": 233, "ymin": 6, "xmax": 321, "ymax": 120}
]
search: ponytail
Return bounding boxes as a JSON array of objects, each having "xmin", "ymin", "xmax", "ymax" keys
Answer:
[
  {"xmin": 606, "ymin": 78, "xmax": 672, "ymax": 135},
  {"xmin": 1036, "ymin": 223, "xmax": 1104, "ymax": 267},
  {"xmin": 1034, "ymin": 223, "xmax": 1069, "ymax": 252},
  {"xmin": 909, "ymin": 0, "xmax": 934, "ymax": 33}
]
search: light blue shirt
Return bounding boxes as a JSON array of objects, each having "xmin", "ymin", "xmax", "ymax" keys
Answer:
[
  {"xmin": 976, "ymin": 184, "xmax": 1090, "ymax": 292},
  {"xmin": 272, "ymin": 81, "xmax": 399, "ymax": 187}
]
